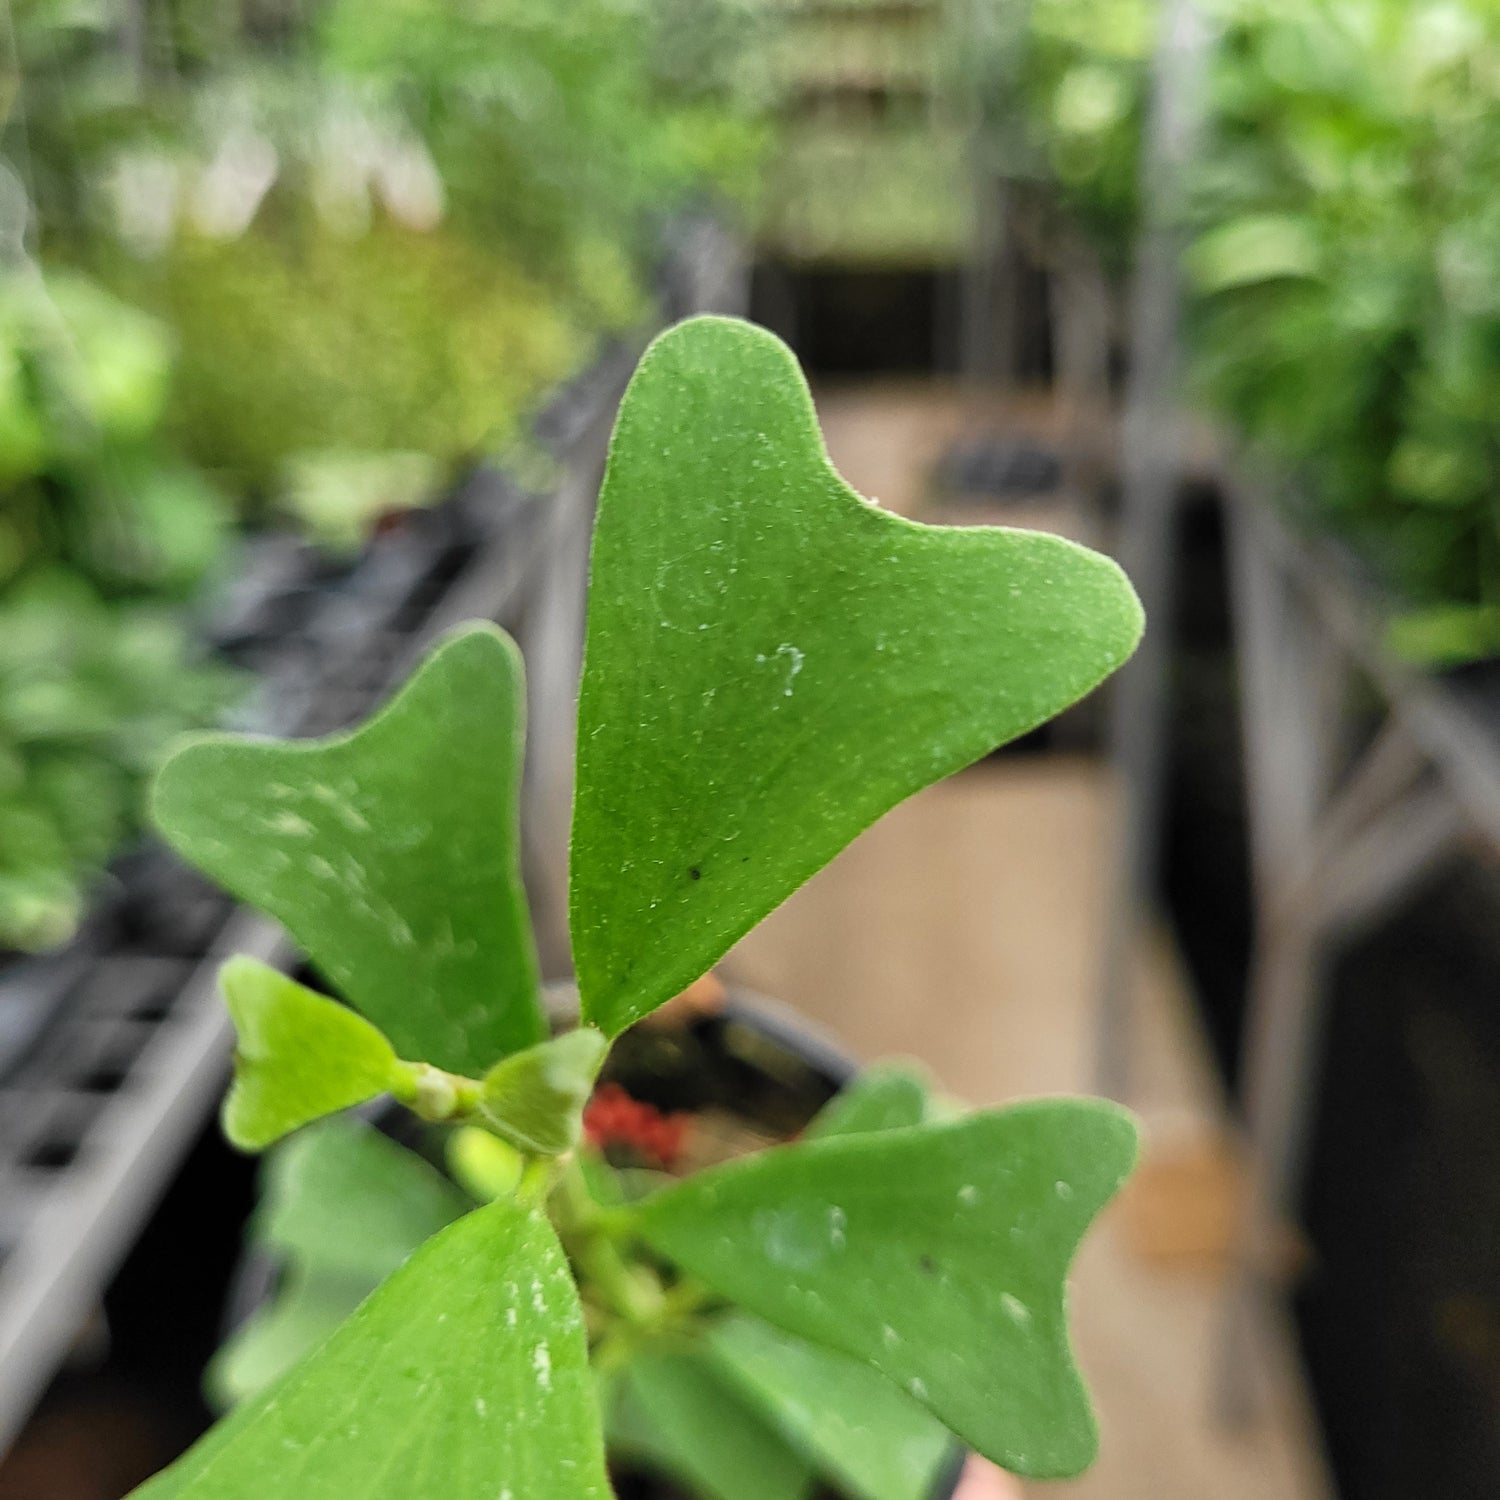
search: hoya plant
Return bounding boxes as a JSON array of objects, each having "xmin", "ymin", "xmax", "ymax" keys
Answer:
[{"xmin": 132, "ymin": 315, "xmax": 1143, "ymax": 1498}]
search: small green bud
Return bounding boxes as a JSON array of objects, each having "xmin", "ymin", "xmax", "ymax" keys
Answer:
[
  {"xmin": 479, "ymin": 1027, "xmax": 610, "ymax": 1156},
  {"xmin": 403, "ymin": 1063, "xmax": 480, "ymax": 1122},
  {"xmin": 448, "ymin": 1126, "xmax": 525, "ymax": 1201}
]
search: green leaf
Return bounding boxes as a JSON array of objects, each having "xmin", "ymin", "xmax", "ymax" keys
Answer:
[
  {"xmin": 129, "ymin": 1198, "xmax": 610, "ymax": 1499},
  {"xmin": 218, "ymin": 957, "xmax": 407, "ymax": 1151},
  {"xmin": 806, "ymin": 1062, "xmax": 930, "ymax": 1139},
  {"xmin": 255, "ymin": 1117, "xmax": 470, "ymax": 1285},
  {"xmin": 1386, "ymin": 602, "xmax": 1500, "ymax": 667},
  {"xmin": 707, "ymin": 1314, "xmax": 955, "ymax": 1500},
  {"xmin": 608, "ymin": 1346, "xmax": 816, "ymax": 1500},
  {"xmin": 571, "ymin": 316, "xmax": 1142, "ymax": 1035},
  {"xmin": 637, "ymin": 1100, "xmax": 1139, "ymax": 1479},
  {"xmin": 210, "ymin": 1120, "xmax": 470, "ymax": 1406},
  {"xmin": 447, "ymin": 1125, "xmax": 526, "ymax": 1203},
  {"xmin": 479, "ymin": 1026, "xmax": 609, "ymax": 1156},
  {"xmin": 152, "ymin": 622, "xmax": 543, "ymax": 1075},
  {"xmin": 205, "ymin": 1266, "xmax": 371, "ymax": 1412},
  {"xmin": 576, "ymin": 1143, "xmax": 629, "ymax": 1207},
  {"xmin": 1187, "ymin": 214, "xmax": 1322, "ymax": 295}
]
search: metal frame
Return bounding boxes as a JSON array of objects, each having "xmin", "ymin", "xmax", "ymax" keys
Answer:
[
  {"xmin": 1096, "ymin": 0, "xmax": 1215, "ymax": 1100},
  {"xmin": 1217, "ymin": 473, "xmax": 1487, "ymax": 1418}
]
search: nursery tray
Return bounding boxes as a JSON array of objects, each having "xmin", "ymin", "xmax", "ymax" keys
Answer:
[{"xmin": 0, "ymin": 468, "xmax": 546, "ymax": 1457}]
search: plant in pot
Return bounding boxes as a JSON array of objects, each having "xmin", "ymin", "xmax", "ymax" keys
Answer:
[{"xmin": 129, "ymin": 314, "xmax": 1143, "ymax": 1499}]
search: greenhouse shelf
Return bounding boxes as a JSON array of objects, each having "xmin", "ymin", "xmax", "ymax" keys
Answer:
[
  {"xmin": 0, "ymin": 219, "xmax": 748, "ymax": 1453},
  {"xmin": 1095, "ymin": 0, "xmax": 1215, "ymax": 1108},
  {"xmin": 1217, "ymin": 469, "xmax": 1498, "ymax": 1420},
  {"xmin": 0, "ymin": 469, "xmax": 547, "ymax": 1456}
]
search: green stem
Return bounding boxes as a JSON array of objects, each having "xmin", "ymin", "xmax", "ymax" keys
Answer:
[
  {"xmin": 575, "ymin": 1231, "xmax": 666, "ymax": 1327},
  {"xmin": 550, "ymin": 1155, "xmax": 665, "ymax": 1327},
  {"xmin": 517, "ymin": 1155, "xmax": 563, "ymax": 1208},
  {"xmin": 394, "ymin": 1060, "xmax": 482, "ymax": 1122}
]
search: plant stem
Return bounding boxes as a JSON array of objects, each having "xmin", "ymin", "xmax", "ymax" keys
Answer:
[
  {"xmin": 397, "ymin": 1061, "xmax": 482, "ymax": 1122},
  {"xmin": 550, "ymin": 1154, "xmax": 666, "ymax": 1328}
]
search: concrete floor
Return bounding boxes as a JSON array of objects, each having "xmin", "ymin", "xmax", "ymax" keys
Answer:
[{"xmin": 726, "ymin": 766, "xmax": 1331, "ymax": 1500}]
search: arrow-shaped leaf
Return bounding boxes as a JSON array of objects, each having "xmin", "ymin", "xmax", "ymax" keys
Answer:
[
  {"xmin": 130, "ymin": 1197, "xmax": 610, "ymax": 1499},
  {"xmin": 254, "ymin": 1117, "xmax": 470, "ymax": 1281},
  {"xmin": 707, "ymin": 1313, "xmax": 955, "ymax": 1500},
  {"xmin": 206, "ymin": 1265, "xmax": 371, "ymax": 1412},
  {"xmin": 806, "ymin": 1062, "xmax": 931, "ymax": 1140},
  {"xmin": 571, "ymin": 315, "xmax": 1143, "ymax": 1035},
  {"xmin": 478, "ymin": 1026, "xmax": 609, "ymax": 1156},
  {"xmin": 208, "ymin": 1119, "xmax": 471, "ymax": 1405},
  {"xmin": 218, "ymin": 957, "xmax": 408, "ymax": 1150},
  {"xmin": 153, "ymin": 622, "xmax": 543, "ymax": 1075},
  {"xmin": 637, "ymin": 1100, "xmax": 1138, "ymax": 1479},
  {"xmin": 607, "ymin": 1345, "xmax": 817, "ymax": 1500}
]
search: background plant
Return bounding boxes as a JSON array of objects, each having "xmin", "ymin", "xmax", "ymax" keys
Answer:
[
  {"xmin": 131, "ymin": 316, "xmax": 1143, "ymax": 1499},
  {"xmin": 7, "ymin": 0, "xmax": 767, "ymax": 516},
  {"xmin": 0, "ymin": 268, "xmax": 234, "ymax": 951},
  {"xmin": 1015, "ymin": 0, "xmax": 1154, "ymax": 266},
  {"xmin": 998, "ymin": 0, "xmax": 1500, "ymax": 664},
  {"xmin": 0, "ymin": 0, "xmax": 772, "ymax": 947},
  {"xmin": 1186, "ymin": 0, "xmax": 1500, "ymax": 663}
]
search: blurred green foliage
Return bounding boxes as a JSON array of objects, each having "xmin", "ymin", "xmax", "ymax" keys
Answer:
[
  {"xmin": 0, "ymin": 0, "xmax": 768, "ymax": 949},
  {"xmin": 1018, "ymin": 0, "xmax": 1153, "ymax": 260},
  {"xmin": 313, "ymin": 0, "xmax": 766, "ymax": 271},
  {"xmin": 0, "ymin": 271, "xmax": 230, "ymax": 591},
  {"xmin": 1010, "ymin": 0, "xmax": 1500, "ymax": 665},
  {"xmin": 764, "ymin": 119, "xmax": 975, "ymax": 268},
  {"xmin": 101, "ymin": 224, "xmax": 604, "ymax": 493},
  {"xmin": 748, "ymin": 0, "xmax": 974, "ymax": 267},
  {"xmin": 0, "ymin": 571, "xmax": 235, "ymax": 950},
  {"xmin": 67, "ymin": 0, "xmax": 765, "ymax": 502},
  {"xmin": 0, "ymin": 270, "xmax": 235, "ymax": 951},
  {"xmin": 1187, "ymin": 0, "xmax": 1500, "ymax": 662},
  {"xmin": 6, "ymin": 0, "xmax": 766, "ymax": 503}
]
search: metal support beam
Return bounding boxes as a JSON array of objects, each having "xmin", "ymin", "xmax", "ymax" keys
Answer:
[
  {"xmin": 1050, "ymin": 227, "xmax": 1114, "ymax": 508},
  {"xmin": 1096, "ymin": 0, "xmax": 1214, "ymax": 1100},
  {"xmin": 1218, "ymin": 482, "xmax": 1466, "ymax": 1423}
]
